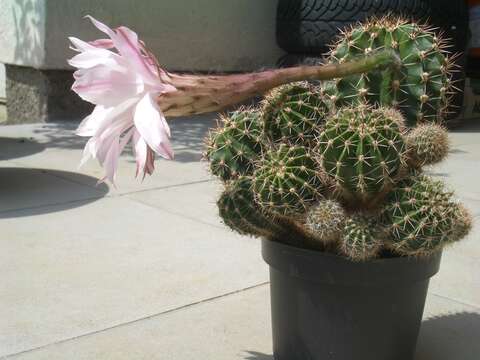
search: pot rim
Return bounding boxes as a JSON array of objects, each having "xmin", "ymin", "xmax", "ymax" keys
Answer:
[{"xmin": 262, "ymin": 238, "xmax": 442, "ymax": 286}]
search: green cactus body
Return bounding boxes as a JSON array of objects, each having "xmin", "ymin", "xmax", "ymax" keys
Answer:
[
  {"xmin": 318, "ymin": 107, "xmax": 406, "ymax": 202},
  {"xmin": 450, "ymin": 204, "xmax": 473, "ymax": 243},
  {"xmin": 218, "ymin": 176, "xmax": 279, "ymax": 237},
  {"xmin": 253, "ymin": 144, "xmax": 323, "ymax": 215},
  {"xmin": 383, "ymin": 174, "xmax": 460, "ymax": 256},
  {"xmin": 305, "ymin": 200, "xmax": 346, "ymax": 244},
  {"xmin": 326, "ymin": 17, "xmax": 454, "ymax": 125},
  {"xmin": 406, "ymin": 123, "xmax": 450, "ymax": 167},
  {"xmin": 340, "ymin": 214, "xmax": 382, "ymax": 261},
  {"xmin": 205, "ymin": 109, "xmax": 263, "ymax": 181},
  {"xmin": 262, "ymin": 82, "xmax": 328, "ymax": 145}
]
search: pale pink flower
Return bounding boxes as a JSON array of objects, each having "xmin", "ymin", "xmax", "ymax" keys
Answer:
[{"xmin": 68, "ymin": 16, "xmax": 176, "ymax": 184}]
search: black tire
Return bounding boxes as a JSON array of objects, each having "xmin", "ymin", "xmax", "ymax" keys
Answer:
[
  {"xmin": 277, "ymin": 0, "xmax": 469, "ymax": 55},
  {"xmin": 277, "ymin": 54, "xmax": 324, "ymax": 68}
]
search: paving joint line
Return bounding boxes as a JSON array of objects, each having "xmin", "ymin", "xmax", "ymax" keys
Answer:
[
  {"xmin": 1, "ymin": 282, "xmax": 270, "ymax": 359},
  {"xmin": 127, "ymin": 196, "xmax": 226, "ymax": 230},
  {"xmin": 117, "ymin": 179, "xmax": 213, "ymax": 197},
  {"xmin": 429, "ymin": 291, "xmax": 480, "ymax": 311}
]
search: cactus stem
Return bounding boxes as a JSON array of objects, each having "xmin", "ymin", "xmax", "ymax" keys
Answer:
[{"xmin": 158, "ymin": 50, "xmax": 400, "ymax": 117}]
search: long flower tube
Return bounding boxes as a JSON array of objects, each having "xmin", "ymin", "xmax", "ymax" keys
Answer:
[
  {"xmin": 69, "ymin": 16, "xmax": 400, "ymax": 183},
  {"xmin": 158, "ymin": 49, "xmax": 400, "ymax": 117}
]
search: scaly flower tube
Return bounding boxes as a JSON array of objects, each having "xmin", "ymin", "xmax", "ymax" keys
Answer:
[{"xmin": 70, "ymin": 16, "xmax": 400, "ymax": 184}]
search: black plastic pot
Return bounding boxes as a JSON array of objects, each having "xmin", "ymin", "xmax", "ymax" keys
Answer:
[{"xmin": 262, "ymin": 239, "xmax": 442, "ymax": 360}]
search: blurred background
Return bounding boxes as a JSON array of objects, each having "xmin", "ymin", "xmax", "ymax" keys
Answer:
[{"xmin": 0, "ymin": 0, "xmax": 478, "ymax": 125}]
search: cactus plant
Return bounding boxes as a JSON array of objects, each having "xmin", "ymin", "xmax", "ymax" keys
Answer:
[
  {"xmin": 205, "ymin": 108, "xmax": 263, "ymax": 181},
  {"xmin": 305, "ymin": 200, "xmax": 346, "ymax": 244},
  {"xmin": 382, "ymin": 174, "xmax": 462, "ymax": 256},
  {"xmin": 262, "ymin": 82, "xmax": 329, "ymax": 145},
  {"xmin": 317, "ymin": 106, "xmax": 407, "ymax": 203},
  {"xmin": 252, "ymin": 144, "xmax": 323, "ymax": 216},
  {"xmin": 326, "ymin": 16, "xmax": 456, "ymax": 125},
  {"xmin": 217, "ymin": 176, "xmax": 279, "ymax": 237},
  {"xmin": 340, "ymin": 214, "xmax": 383, "ymax": 261},
  {"xmin": 451, "ymin": 204, "xmax": 473, "ymax": 242},
  {"xmin": 406, "ymin": 123, "xmax": 450, "ymax": 167}
]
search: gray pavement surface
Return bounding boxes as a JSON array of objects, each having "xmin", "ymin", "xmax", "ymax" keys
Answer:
[{"xmin": 0, "ymin": 114, "xmax": 479, "ymax": 359}]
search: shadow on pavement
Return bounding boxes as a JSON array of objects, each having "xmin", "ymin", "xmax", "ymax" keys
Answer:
[
  {"xmin": 243, "ymin": 312, "xmax": 480, "ymax": 360},
  {"xmin": 450, "ymin": 119, "xmax": 480, "ymax": 133},
  {"xmin": 0, "ymin": 137, "xmax": 45, "ymax": 160},
  {"xmin": 243, "ymin": 351, "xmax": 273, "ymax": 360},
  {"xmin": 0, "ymin": 167, "xmax": 109, "ymax": 218},
  {"xmin": 416, "ymin": 311, "xmax": 480, "ymax": 360}
]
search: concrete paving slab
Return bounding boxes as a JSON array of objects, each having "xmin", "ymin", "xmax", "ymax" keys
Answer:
[
  {"xmin": 2, "ymin": 285, "xmax": 272, "ymax": 360},
  {"xmin": 445, "ymin": 216, "xmax": 480, "ymax": 259},
  {"xmin": 127, "ymin": 180, "xmax": 224, "ymax": 229},
  {"xmin": 0, "ymin": 167, "xmax": 108, "ymax": 215},
  {"xmin": 428, "ymin": 156, "xmax": 480, "ymax": 201},
  {"xmin": 430, "ymin": 251, "xmax": 480, "ymax": 308},
  {"xmin": 449, "ymin": 121, "xmax": 480, "ymax": 147},
  {"xmin": 3, "ymin": 284, "xmax": 478, "ymax": 360},
  {"xmin": 0, "ymin": 197, "xmax": 267, "ymax": 357}
]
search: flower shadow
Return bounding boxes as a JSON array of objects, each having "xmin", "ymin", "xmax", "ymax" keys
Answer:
[
  {"xmin": 0, "ymin": 137, "xmax": 45, "ymax": 160},
  {"xmin": 0, "ymin": 167, "xmax": 109, "ymax": 218}
]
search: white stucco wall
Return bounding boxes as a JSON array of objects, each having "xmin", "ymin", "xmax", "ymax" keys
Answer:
[
  {"xmin": 0, "ymin": 0, "xmax": 284, "ymax": 72},
  {"xmin": 0, "ymin": 64, "xmax": 5, "ymax": 100},
  {"xmin": 0, "ymin": 0, "xmax": 47, "ymax": 69}
]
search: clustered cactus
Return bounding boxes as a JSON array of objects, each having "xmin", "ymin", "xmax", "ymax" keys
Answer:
[{"xmin": 205, "ymin": 17, "xmax": 472, "ymax": 262}]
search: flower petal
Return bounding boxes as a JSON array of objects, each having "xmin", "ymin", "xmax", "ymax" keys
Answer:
[
  {"xmin": 89, "ymin": 38, "xmax": 115, "ymax": 49},
  {"xmin": 76, "ymin": 105, "xmax": 110, "ymax": 137},
  {"xmin": 100, "ymin": 127, "xmax": 134, "ymax": 184},
  {"xmin": 79, "ymin": 137, "xmax": 96, "ymax": 168},
  {"xmin": 85, "ymin": 16, "xmax": 166, "ymax": 88},
  {"xmin": 132, "ymin": 130, "xmax": 148, "ymax": 176},
  {"xmin": 68, "ymin": 49, "xmax": 120, "ymax": 70},
  {"xmin": 72, "ymin": 64, "xmax": 143, "ymax": 106},
  {"xmin": 134, "ymin": 92, "xmax": 174, "ymax": 160},
  {"xmin": 113, "ymin": 26, "xmax": 159, "ymax": 85},
  {"xmin": 85, "ymin": 15, "xmax": 117, "ymax": 39},
  {"xmin": 69, "ymin": 37, "xmax": 97, "ymax": 52}
]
